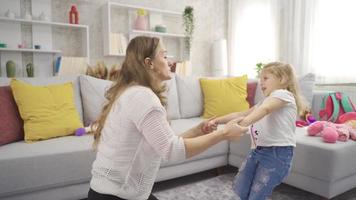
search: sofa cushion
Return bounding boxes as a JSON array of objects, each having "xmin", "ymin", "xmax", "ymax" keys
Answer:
[
  {"xmin": 164, "ymin": 74, "xmax": 181, "ymax": 120},
  {"xmin": 200, "ymin": 75, "xmax": 249, "ymax": 118},
  {"xmin": 254, "ymin": 73, "xmax": 316, "ymax": 106},
  {"xmin": 79, "ymin": 75, "xmax": 112, "ymax": 126},
  {"xmin": 161, "ymin": 117, "xmax": 229, "ymax": 167},
  {"xmin": 292, "ymin": 127, "xmax": 356, "ymax": 182},
  {"xmin": 79, "ymin": 75, "xmax": 180, "ymax": 125},
  {"xmin": 0, "ymin": 86, "xmax": 24, "ymax": 146},
  {"xmin": 175, "ymin": 75, "xmax": 203, "ymax": 118},
  {"xmin": 0, "ymin": 76, "xmax": 83, "ymax": 123},
  {"xmin": 247, "ymin": 80, "xmax": 258, "ymax": 108},
  {"xmin": 0, "ymin": 135, "xmax": 95, "ymax": 197},
  {"xmin": 10, "ymin": 79, "xmax": 83, "ymax": 142}
]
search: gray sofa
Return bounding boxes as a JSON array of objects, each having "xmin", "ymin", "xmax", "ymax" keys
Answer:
[{"xmin": 0, "ymin": 74, "xmax": 355, "ymax": 199}]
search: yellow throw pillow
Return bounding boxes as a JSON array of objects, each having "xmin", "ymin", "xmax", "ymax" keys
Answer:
[
  {"xmin": 10, "ymin": 79, "xmax": 83, "ymax": 142},
  {"xmin": 200, "ymin": 75, "xmax": 249, "ymax": 118}
]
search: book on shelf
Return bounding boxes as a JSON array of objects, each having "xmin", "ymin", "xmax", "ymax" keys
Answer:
[
  {"xmin": 110, "ymin": 33, "xmax": 128, "ymax": 55},
  {"xmin": 175, "ymin": 61, "xmax": 191, "ymax": 76},
  {"xmin": 56, "ymin": 56, "xmax": 87, "ymax": 76}
]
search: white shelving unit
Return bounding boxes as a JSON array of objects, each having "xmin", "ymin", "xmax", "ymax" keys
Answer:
[
  {"xmin": 102, "ymin": 1, "xmax": 187, "ymax": 60},
  {"xmin": 0, "ymin": 0, "xmax": 89, "ymax": 77}
]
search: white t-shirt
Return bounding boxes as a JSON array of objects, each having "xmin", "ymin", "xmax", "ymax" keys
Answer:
[
  {"xmin": 251, "ymin": 89, "xmax": 297, "ymax": 147},
  {"xmin": 90, "ymin": 86, "xmax": 186, "ymax": 200}
]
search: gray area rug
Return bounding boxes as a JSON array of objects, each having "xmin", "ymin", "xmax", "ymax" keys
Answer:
[{"xmin": 153, "ymin": 173, "xmax": 356, "ymax": 200}]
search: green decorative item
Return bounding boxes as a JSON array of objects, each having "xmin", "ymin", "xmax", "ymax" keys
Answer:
[
  {"xmin": 6, "ymin": 60, "xmax": 16, "ymax": 78},
  {"xmin": 183, "ymin": 6, "xmax": 194, "ymax": 53},
  {"xmin": 155, "ymin": 25, "xmax": 167, "ymax": 33},
  {"xmin": 255, "ymin": 62, "xmax": 265, "ymax": 77},
  {"xmin": 26, "ymin": 62, "xmax": 34, "ymax": 77}
]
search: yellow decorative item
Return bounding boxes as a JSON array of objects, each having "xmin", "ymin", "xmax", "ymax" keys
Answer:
[
  {"xmin": 137, "ymin": 8, "xmax": 147, "ymax": 16},
  {"xmin": 200, "ymin": 75, "xmax": 249, "ymax": 118},
  {"xmin": 10, "ymin": 79, "xmax": 83, "ymax": 142}
]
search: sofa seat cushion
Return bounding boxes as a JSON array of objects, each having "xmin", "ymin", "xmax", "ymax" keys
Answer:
[
  {"xmin": 0, "ymin": 135, "xmax": 95, "ymax": 197},
  {"xmin": 229, "ymin": 127, "xmax": 356, "ymax": 182},
  {"xmin": 292, "ymin": 127, "xmax": 356, "ymax": 182},
  {"xmin": 161, "ymin": 117, "xmax": 229, "ymax": 167}
]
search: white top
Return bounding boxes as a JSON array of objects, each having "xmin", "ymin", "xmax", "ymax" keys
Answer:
[
  {"xmin": 90, "ymin": 86, "xmax": 186, "ymax": 200},
  {"xmin": 252, "ymin": 89, "xmax": 297, "ymax": 147}
]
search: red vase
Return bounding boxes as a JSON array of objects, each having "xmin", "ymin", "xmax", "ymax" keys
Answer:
[{"xmin": 69, "ymin": 5, "xmax": 79, "ymax": 24}]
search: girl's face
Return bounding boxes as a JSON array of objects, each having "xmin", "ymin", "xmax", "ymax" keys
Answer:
[
  {"xmin": 151, "ymin": 42, "xmax": 172, "ymax": 82},
  {"xmin": 260, "ymin": 71, "xmax": 284, "ymax": 96}
]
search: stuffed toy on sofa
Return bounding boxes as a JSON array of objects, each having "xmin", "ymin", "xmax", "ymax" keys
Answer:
[{"xmin": 307, "ymin": 121, "xmax": 356, "ymax": 143}]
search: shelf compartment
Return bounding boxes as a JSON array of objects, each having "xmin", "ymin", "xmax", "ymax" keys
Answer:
[
  {"xmin": 109, "ymin": 2, "xmax": 181, "ymax": 15},
  {"xmin": 0, "ymin": 16, "xmax": 88, "ymax": 29},
  {"xmin": 0, "ymin": 48, "xmax": 61, "ymax": 54},
  {"xmin": 130, "ymin": 30, "xmax": 186, "ymax": 38}
]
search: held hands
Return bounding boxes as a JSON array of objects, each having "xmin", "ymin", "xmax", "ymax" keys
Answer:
[
  {"xmin": 223, "ymin": 117, "xmax": 248, "ymax": 142},
  {"xmin": 201, "ymin": 117, "xmax": 218, "ymax": 134}
]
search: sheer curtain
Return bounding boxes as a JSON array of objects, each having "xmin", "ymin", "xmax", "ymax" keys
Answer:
[
  {"xmin": 228, "ymin": 0, "xmax": 356, "ymax": 83},
  {"xmin": 278, "ymin": 0, "xmax": 316, "ymax": 76},
  {"xmin": 228, "ymin": 0, "xmax": 279, "ymax": 78},
  {"xmin": 310, "ymin": 0, "xmax": 356, "ymax": 84}
]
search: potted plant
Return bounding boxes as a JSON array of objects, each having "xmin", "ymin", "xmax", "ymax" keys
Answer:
[
  {"xmin": 255, "ymin": 62, "xmax": 264, "ymax": 77},
  {"xmin": 183, "ymin": 6, "xmax": 194, "ymax": 56}
]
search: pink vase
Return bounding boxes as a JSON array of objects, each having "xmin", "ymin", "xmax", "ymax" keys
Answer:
[{"xmin": 133, "ymin": 15, "xmax": 147, "ymax": 30}]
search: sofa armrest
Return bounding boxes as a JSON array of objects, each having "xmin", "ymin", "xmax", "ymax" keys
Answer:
[{"xmin": 311, "ymin": 90, "xmax": 334, "ymax": 120}]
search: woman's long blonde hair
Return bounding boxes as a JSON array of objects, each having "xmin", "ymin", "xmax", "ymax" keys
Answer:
[
  {"xmin": 92, "ymin": 36, "xmax": 167, "ymax": 149},
  {"xmin": 262, "ymin": 62, "xmax": 309, "ymax": 117}
]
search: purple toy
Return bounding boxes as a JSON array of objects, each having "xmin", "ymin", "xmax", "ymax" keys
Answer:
[
  {"xmin": 306, "ymin": 113, "xmax": 316, "ymax": 124},
  {"xmin": 75, "ymin": 127, "xmax": 86, "ymax": 136}
]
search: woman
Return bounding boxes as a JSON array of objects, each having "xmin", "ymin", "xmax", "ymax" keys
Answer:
[{"xmin": 88, "ymin": 36, "xmax": 248, "ymax": 200}]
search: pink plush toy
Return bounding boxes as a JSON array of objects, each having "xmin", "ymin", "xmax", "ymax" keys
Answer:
[{"xmin": 307, "ymin": 121, "xmax": 356, "ymax": 143}]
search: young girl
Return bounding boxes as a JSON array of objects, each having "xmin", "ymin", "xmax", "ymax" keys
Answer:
[{"xmin": 205, "ymin": 62, "xmax": 308, "ymax": 199}]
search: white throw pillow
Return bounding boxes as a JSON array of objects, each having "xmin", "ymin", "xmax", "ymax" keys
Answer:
[
  {"xmin": 164, "ymin": 74, "xmax": 181, "ymax": 120},
  {"xmin": 175, "ymin": 75, "xmax": 203, "ymax": 118},
  {"xmin": 79, "ymin": 75, "xmax": 112, "ymax": 126}
]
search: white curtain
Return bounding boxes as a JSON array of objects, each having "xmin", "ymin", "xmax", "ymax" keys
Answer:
[
  {"xmin": 278, "ymin": 0, "xmax": 316, "ymax": 76},
  {"xmin": 228, "ymin": 0, "xmax": 356, "ymax": 83},
  {"xmin": 309, "ymin": 0, "xmax": 356, "ymax": 84},
  {"xmin": 228, "ymin": 0, "xmax": 279, "ymax": 78}
]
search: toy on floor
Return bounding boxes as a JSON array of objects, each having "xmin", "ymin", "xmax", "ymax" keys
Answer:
[
  {"xmin": 307, "ymin": 121, "xmax": 356, "ymax": 143},
  {"xmin": 75, "ymin": 125, "xmax": 95, "ymax": 136}
]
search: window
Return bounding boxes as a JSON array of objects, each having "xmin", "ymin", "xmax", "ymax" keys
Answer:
[
  {"xmin": 228, "ymin": 0, "xmax": 279, "ymax": 78},
  {"xmin": 310, "ymin": 0, "xmax": 356, "ymax": 83}
]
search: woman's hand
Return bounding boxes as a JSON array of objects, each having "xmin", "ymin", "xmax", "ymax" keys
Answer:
[
  {"xmin": 200, "ymin": 117, "xmax": 218, "ymax": 134},
  {"xmin": 222, "ymin": 117, "xmax": 248, "ymax": 142}
]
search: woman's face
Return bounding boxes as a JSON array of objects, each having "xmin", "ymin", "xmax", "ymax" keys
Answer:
[{"xmin": 151, "ymin": 42, "xmax": 172, "ymax": 82}]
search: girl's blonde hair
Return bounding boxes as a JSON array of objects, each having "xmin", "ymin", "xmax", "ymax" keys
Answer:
[
  {"xmin": 262, "ymin": 62, "xmax": 309, "ymax": 117},
  {"xmin": 92, "ymin": 36, "xmax": 167, "ymax": 149}
]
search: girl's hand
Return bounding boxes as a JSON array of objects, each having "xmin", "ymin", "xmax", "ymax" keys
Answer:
[
  {"xmin": 223, "ymin": 117, "xmax": 248, "ymax": 142},
  {"xmin": 200, "ymin": 117, "xmax": 218, "ymax": 134}
]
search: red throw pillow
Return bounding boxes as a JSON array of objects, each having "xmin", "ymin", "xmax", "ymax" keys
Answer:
[
  {"xmin": 0, "ymin": 86, "xmax": 24, "ymax": 145},
  {"xmin": 247, "ymin": 82, "xmax": 257, "ymax": 108}
]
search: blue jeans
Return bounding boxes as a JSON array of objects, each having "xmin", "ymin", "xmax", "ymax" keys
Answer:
[{"xmin": 233, "ymin": 146, "xmax": 294, "ymax": 200}]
